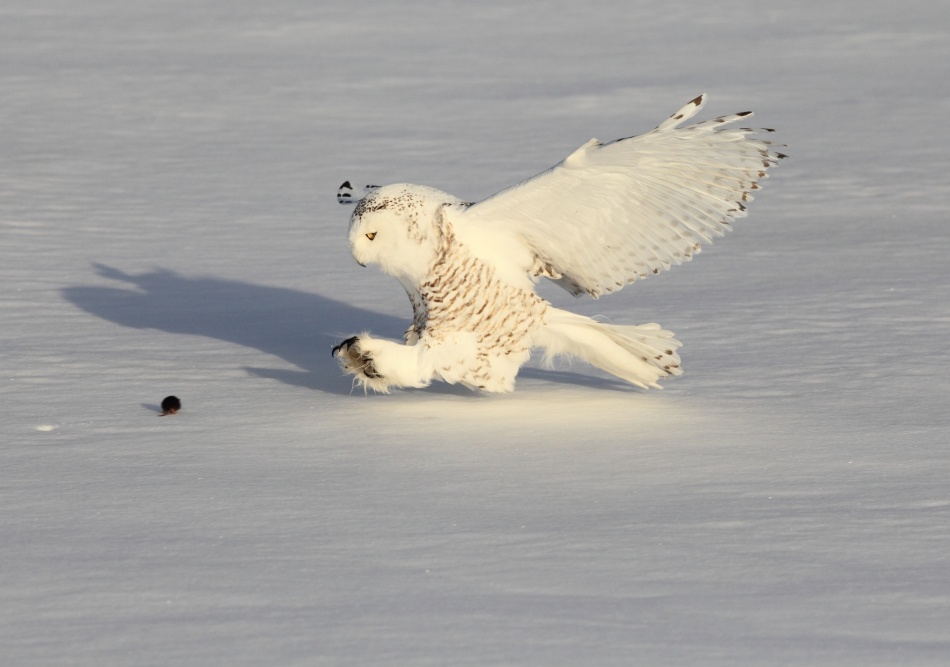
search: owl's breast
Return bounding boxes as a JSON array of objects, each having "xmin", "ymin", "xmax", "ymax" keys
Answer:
[{"xmin": 420, "ymin": 242, "xmax": 547, "ymax": 353}]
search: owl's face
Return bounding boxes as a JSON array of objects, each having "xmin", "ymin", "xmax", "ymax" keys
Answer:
[{"xmin": 347, "ymin": 184, "xmax": 454, "ymax": 284}]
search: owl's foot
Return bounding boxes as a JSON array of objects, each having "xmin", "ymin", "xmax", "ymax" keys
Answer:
[
  {"xmin": 332, "ymin": 336, "xmax": 387, "ymax": 391},
  {"xmin": 332, "ymin": 334, "xmax": 436, "ymax": 393}
]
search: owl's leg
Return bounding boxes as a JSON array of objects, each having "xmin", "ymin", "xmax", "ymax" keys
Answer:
[{"xmin": 332, "ymin": 334, "xmax": 433, "ymax": 393}]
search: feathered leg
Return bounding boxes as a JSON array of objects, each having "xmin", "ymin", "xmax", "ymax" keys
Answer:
[
  {"xmin": 333, "ymin": 330, "xmax": 521, "ymax": 393},
  {"xmin": 332, "ymin": 335, "xmax": 434, "ymax": 392}
]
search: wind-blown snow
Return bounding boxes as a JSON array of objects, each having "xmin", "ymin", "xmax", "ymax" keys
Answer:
[{"xmin": 2, "ymin": 1, "xmax": 949, "ymax": 665}]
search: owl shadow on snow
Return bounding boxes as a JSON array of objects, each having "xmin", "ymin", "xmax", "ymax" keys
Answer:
[{"xmin": 62, "ymin": 264, "xmax": 633, "ymax": 395}]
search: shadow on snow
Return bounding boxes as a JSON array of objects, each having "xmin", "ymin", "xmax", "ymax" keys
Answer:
[{"xmin": 62, "ymin": 263, "xmax": 634, "ymax": 395}]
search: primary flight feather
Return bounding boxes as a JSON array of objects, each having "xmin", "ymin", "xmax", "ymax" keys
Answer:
[{"xmin": 332, "ymin": 94, "xmax": 785, "ymax": 393}]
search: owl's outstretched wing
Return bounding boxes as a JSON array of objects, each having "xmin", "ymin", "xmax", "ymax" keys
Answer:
[{"xmin": 458, "ymin": 94, "xmax": 785, "ymax": 298}]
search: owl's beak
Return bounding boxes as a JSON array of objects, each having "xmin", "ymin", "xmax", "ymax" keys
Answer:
[{"xmin": 355, "ymin": 258, "xmax": 366, "ymax": 268}]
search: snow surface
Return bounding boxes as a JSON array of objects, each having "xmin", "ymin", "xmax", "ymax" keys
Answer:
[{"xmin": 3, "ymin": 1, "xmax": 950, "ymax": 664}]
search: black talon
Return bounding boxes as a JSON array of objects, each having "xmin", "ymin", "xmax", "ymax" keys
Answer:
[
  {"xmin": 332, "ymin": 335, "xmax": 359, "ymax": 358},
  {"xmin": 363, "ymin": 363, "xmax": 382, "ymax": 379},
  {"xmin": 331, "ymin": 336, "xmax": 384, "ymax": 383}
]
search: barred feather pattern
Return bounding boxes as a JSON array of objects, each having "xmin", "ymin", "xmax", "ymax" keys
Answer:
[{"xmin": 418, "ymin": 220, "xmax": 548, "ymax": 391}]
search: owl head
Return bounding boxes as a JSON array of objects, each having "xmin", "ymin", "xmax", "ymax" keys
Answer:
[{"xmin": 341, "ymin": 183, "xmax": 461, "ymax": 284}]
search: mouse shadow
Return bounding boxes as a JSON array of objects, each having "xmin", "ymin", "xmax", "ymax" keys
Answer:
[{"xmin": 63, "ymin": 264, "xmax": 634, "ymax": 395}]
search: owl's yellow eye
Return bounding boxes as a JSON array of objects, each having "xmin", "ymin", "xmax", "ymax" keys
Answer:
[{"xmin": 365, "ymin": 232, "xmax": 377, "ymax": 240}]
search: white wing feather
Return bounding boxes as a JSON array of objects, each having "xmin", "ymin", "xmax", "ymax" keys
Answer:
[{"xmin": 459, "ymin": 94, "xmax": 785, "ymax": 297}]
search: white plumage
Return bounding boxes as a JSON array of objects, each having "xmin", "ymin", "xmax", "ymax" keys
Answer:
[{"xmin": 332, "ymin": 94, "xmax": 785, "ymax": 393}]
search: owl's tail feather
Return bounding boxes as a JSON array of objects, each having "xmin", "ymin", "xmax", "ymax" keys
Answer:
[{"xmin": 537, "ymin": 310, "xmax": 683, "ymax": 389}]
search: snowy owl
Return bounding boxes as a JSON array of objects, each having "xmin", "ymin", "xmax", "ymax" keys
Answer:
[{"xmin": 332, "ymin": 94, "xmax": 784, "ymax": 393}]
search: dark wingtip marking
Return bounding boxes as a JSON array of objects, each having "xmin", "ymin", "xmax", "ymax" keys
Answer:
[
  {"xmin": 690, "ymin": 94, "xmax": 704, "ymax": 106},
  {"xmin": 737, "ymin": 111, "xmax": 753, "ymax": 117},
  {"xmin": 337, "ymin": 181, "xmax": 356, "ymax": 205}
]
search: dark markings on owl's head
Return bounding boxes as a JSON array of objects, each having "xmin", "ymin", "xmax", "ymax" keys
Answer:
[{"xmin": 353, "ymin": 194, "xmax": 391, "ymax": 219}]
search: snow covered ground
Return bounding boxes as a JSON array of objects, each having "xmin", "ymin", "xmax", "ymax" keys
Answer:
[{"xmin": 3, "ymin": 1, "xmax": 949, "ymax": 664}]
